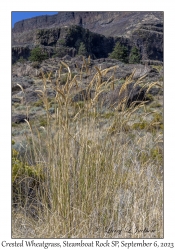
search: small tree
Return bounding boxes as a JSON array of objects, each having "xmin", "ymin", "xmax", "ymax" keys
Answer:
[
  {"xmin": 29, "ymin": 47, "xmax": 48, "ymax": 62},
  {"xmin": 78, "ymin": 42, "xmax": 88, "ymax": 56},
  {"xmin": 109, "ymin": 42, "xmax": 128, "ymax": 63},
  {"xmin": 129, "ymin": 46, "xmax": 141, "ymax": 64}
]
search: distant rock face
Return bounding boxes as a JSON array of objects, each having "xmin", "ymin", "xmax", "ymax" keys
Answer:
[
  {"xmin": 12, "ymin": 12, "xmax": 163, "ymax": 63},
  {"xmin": 13, "ymin": 11, "xmax": 163, "ymax": 37},
  {"xmin": 12, "ymin": 46, "xmax": 30, "ymax": 64},
  {"xmin": 12, "ymin": 26, "xmax": 115, "ymax": 62},
  {"xmin": 131, "ymin": 23, "xmax": 163, "ymax": 61}
]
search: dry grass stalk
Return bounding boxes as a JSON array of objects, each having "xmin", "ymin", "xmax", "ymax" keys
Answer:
[
  {"xmin": 146, "ymin": 82, "xmax": 162, "ymax": 94},
  {"xmin": 119, "ymin": 69, "xmax": 136, "ymax": 96}
]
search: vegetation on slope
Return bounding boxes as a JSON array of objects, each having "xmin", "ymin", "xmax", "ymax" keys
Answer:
[{"xmin": 12, "ymin": 59, "xmax": 163, "ymax": 238}]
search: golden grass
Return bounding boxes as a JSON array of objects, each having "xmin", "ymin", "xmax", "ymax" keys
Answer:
[{"xmin": 12, "ymin": 61, "xmax": 163, "ymax": 238}]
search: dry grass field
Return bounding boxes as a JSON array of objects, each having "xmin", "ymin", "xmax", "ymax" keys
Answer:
[{"xmin": 12, "ymin": 61, "xmax": 163, "ymax": 238}]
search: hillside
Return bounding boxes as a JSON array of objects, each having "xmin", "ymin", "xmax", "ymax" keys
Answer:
[
  {"xmin": 13, "ymin": 11, "xmax": 163, "ymax": 37},
  {"xmin": 12, "ymin": 11, "xmax": 163, "ymax": 63}
]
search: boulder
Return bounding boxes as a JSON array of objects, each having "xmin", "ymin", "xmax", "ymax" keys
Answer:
[
  {"xmin": 25, "ymin": 90, "xmax": 40, "ymax": 104},
  {"xmin": 12, "ymin": 114, "xmax": 29, "ymax": 124},
  {"xmin": 100, "ymin": 83, "xmax": 150, "ymax": 109},
  {"xmin": 12, "ymin": 97, "xmax": 21, "ymax": 104}
]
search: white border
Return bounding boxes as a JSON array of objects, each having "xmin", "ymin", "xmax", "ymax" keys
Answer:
[{"xmin": 1, "ymin": 0, "xmax": 175, "ymax": 248}]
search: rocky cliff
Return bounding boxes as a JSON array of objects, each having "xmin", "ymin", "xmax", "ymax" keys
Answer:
[
  {"xmin": 13, "ymin": 11, "xmax": 163, "ymax": 37},
  {"xmin": 12, "ymin": 11, "xmax": 163, "ymax": 63}
]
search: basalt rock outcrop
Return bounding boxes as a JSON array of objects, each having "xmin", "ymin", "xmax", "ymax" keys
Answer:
[
  {"xmin": 131, "ymin": 23, "xmax": 163, "ymax": 61},
  {"xmin": 99, "ymin": 83, "xmax": 150, "ymax": 109},
  {"xmin": 13, "ymin": 12, "xmax": 163, "ymax": 37},
  {"xmin": 12, "ymin": 25, "xmax": 115, "ymax": 62},
  {"xmin": 12, "ymin": 12, "xmax": 163, "ymax": 64}
]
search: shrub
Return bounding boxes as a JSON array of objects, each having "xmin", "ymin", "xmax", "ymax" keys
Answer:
[
  {"xmin": 150, "ymin": 147, "xmax": 163, "ymax": 162},
  {"xmin": 152, "ymin": 112, "xmax": 163, "ymax": 123},
  {"xmin": 58, "ymin": 38, "xmax": 66, "ymax": 46},
  {"xmin": 29, "ymin": 46, "xmax": 48, "ymax": 62},
  {"xmin": 132, "ymin": 112, "xmax": 163, "ymax": 132},
  {"xmin": 12, "ymin": 149, "xmax": 45, "ymax": 207},
  {"xmin": 109, "ymin": 42, "xmax": 128, "ymax": 63},
  {"xmin": 132, "ymin": 121, "xmax": 148, "ymax": 130},
  {"xmin": 18, "ymin": 56, "xmax": 26, "ymax": 63},
  {"xmin": 39, "ymin": 117, "xmax": 47, "ymax": 127}
]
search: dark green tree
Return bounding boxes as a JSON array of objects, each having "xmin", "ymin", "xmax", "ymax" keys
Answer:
[
  {"xmin": 129, "ymin": 46, "xmax": 141, "ymax": 64},
  {"xmin": 109, "ymin": 42, "xmax": 128, "ymax": 63},
  {"xmin": 29, "ymin": 46, "xmax": 48, "ymax": 62},
  {"xmin": 78, "ymin": 42, "xmax": 88, "ymax": 56}
]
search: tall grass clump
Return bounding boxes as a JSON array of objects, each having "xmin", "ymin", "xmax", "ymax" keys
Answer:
[{"xmin": 12, "ymin": 60, "xmax": 163, "ymax": 238}]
